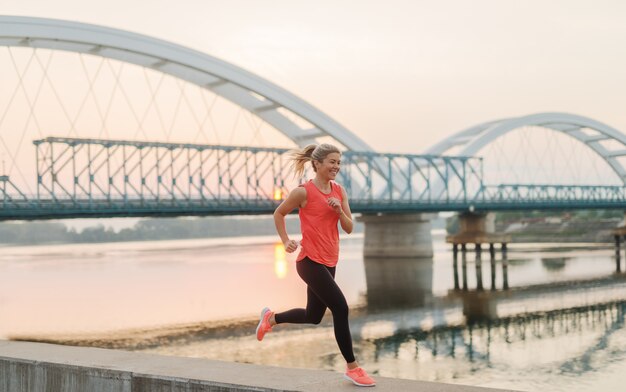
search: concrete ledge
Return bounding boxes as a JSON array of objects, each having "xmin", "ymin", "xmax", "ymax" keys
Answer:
[{"xmin": 0, "ymin": 341, "xmax": 517, "ymax": 391}]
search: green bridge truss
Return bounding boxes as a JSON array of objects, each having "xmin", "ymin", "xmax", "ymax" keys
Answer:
[{"xmin": 0, "ymin": 137, "xmax": 625, "ymax": 220}]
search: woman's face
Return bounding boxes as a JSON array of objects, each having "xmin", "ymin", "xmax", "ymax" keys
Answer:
[{"xmin": 315, "ymin": 152, "xmax": 341, "ymax": 180}]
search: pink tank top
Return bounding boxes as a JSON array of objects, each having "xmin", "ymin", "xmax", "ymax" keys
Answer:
[{"xmin": 296, "ymin": 180, "xmax": 343, "ymax": 267}]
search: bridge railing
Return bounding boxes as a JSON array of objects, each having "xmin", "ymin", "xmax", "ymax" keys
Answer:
[
  {"xmin": 481, "ymin": 184, "xmax": 626, "ymax": 209},
  {"xmin": 1, "ymin": 175, "xmax": 37, "ymax": 209},
  {"xmin": 338, "ymin": 151, "xmax": 483, "ymax": 210}
]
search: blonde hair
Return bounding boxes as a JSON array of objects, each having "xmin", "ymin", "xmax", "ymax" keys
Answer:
[{"xmin": 290, "ymin": 143, "xmax": 341, "ymax": 178}]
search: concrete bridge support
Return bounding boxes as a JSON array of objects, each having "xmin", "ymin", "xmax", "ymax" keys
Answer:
[
  {"xmin": 446, "ymin": 212, "xmax": 509, "ymax": 246},
  {"xmin": 447, "ymin": 212, "xmax": 511, "ymax": 321},
  {"xmin": 358, "ymin": 213, "xmax": 434, "ymax": 258},
  {"xmin": 358, "ymin": 213, "xmax": 435, "ymax": 310}
]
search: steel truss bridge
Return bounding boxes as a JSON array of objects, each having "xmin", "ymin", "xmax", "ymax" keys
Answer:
[
  {"xmin": 0, "ymin": 136, "xmax": 625, "ymax": 220},
  {"xmin": 1, "ymin": 16, "xmax": 626, "ymax": 220}
]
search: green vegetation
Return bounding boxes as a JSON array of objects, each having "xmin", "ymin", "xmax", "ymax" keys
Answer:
[
  {"xmin": 446, "ymin": 209, "xmax": 624, "ymax": 242},
  {"xmin": 495, "ymin": 209, "xmax": 624, "ymax": 223},
  {"xmin": 0, "ymin": 216, "xmax": 310, "ymax": 246}
]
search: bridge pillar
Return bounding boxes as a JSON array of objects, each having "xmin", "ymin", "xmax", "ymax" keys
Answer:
[
  {"xmin": 358, "ymin": 213, "xmax": 434, "ymax": 258},
  {"xmin": 446, "ymin": 212, "xmax": 510, "ymax": 245}
]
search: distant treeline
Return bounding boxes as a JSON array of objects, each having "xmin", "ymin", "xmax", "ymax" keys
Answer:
[
  {"xmin": 13, "ymin": 210, "xmax": 613, "ymax": 246},
  {"xmin": 446, "ymin": 209, "xmax": 624, "ymax": 242},
  {"xmin": 446, "ymin": 209, "xmax": 624, "ymax": 234},
  {"xmin": 0, "ymin": 216, "xmax": 325, "ymax": 245}
]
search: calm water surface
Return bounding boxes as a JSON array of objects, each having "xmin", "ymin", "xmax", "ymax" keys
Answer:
[{"xmin": 1, "ymin": 231, "xmax": 625, "ymax": 391}]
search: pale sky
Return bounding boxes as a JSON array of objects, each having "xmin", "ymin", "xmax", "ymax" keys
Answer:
[{"xmin": 3, "ymin": 0, "xmax": 626, "ymax": 154}]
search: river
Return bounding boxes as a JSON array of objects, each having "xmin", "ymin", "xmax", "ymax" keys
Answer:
[{"xmin": 1, "ymin": 231, "xmax": 625, "ymax": 391}]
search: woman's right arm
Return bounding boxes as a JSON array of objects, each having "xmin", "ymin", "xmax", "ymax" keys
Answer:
[{"xmin": 274, "ymin": 187, "xmax": 306, "ymax": 253}]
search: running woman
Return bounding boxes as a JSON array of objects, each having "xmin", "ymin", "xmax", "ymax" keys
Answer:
[{"xmin": 256, "ymin": 143, "xmax": 376, "ymax": 387}]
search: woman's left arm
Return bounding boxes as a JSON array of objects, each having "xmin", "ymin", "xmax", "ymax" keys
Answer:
[{"xmin": 338, "ymin": 186, "xmax": 353, "ymax": 234}]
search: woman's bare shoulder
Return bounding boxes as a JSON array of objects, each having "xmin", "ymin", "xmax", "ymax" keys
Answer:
[{"xmin": 291, "ymin": 186, "xmax": 307, "ymax": 198}]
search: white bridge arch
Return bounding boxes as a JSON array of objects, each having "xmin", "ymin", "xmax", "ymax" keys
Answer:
[
  {"xmin": 425, "ymin": 112, "xmax": 626, "ymax": 184},
  {"xmin": 0, "ymin": 15, "xmax": 371, "ymax": 151}
]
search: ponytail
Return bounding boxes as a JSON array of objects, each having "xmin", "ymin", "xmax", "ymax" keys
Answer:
[
  {"xmin": 290, "ymin": 144, "xmax": 317, "ymax": 178},
  {"xmin": 289, "ymin": 143, "xmax": 341, "ymax": 178}
]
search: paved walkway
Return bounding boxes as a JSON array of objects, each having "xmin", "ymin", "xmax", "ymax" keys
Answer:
[{"xmin": 0, "ymin": 340, "xmax": 519, "ymax": 391}]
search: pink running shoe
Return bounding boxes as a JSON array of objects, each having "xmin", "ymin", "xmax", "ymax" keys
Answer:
[
  {"xmin": 256, "ymin": 307, "xmax": 273, "ymax": 341},
  {"xmin": 344, "ymin": 367, "xmax": 376, "ymax": 387}
]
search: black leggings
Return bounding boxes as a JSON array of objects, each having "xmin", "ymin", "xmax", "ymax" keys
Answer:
[{"xmin": 274, "ymin": 257, "xmax": 355, "ymax": 363}]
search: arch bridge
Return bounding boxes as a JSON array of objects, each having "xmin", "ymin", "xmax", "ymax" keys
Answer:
[{"xmin": 1, "ymin": 16, "xmax": 625, "ymax": 221}]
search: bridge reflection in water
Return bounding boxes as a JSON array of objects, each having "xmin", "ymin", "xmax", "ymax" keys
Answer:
[
  {"xmin": 368, "ymin": 301, "xmax": 625, "ymax": 373},
  {"xmin": 359, "ymin": 252, "xmax": 626, "ymax": 388},
  {"xmin": 362, "ymin": 245, "xmax": 626, "ymax": 322},
  {"xmin": 363, "ymin": 257, "xmax": 433, "ymax": 309}
]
